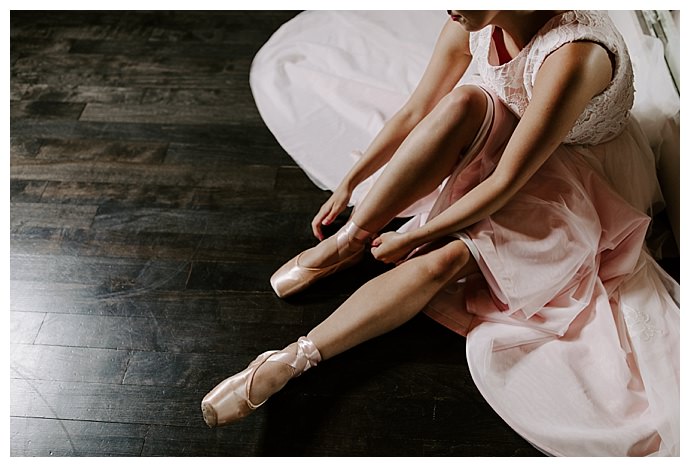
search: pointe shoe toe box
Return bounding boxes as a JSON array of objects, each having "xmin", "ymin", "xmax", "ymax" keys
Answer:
[
  {"xmin": 201, "ymin": 401, "xmax": 217, "ymax": 428},
  {"xmin": 270, "ymin": 250, "xmax": 364, "ymax": 298},
  {"xmin": 269, "ymin": 255, "xmax": 296, "ymax": 298},
  {"xmin": 270, "ymin": 221, "xmax": 373, "ymax": 298},
  {"xmin": 270, "ymin": 254, "xmax": 315, "ymax": 298}
]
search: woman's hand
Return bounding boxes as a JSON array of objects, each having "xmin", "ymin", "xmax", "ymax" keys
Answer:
[
  {"xmin": 370, "ymin": 231, "xmax": 416, "ymax": 264},
  {"xmin": 312, "ymin": 184, "xmax": 352, "ymax": 240}
]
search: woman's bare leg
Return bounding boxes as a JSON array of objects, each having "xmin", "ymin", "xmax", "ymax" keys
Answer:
[
  {"xmin": 300, "ymin": 85, "xmax": 488, "ymax": 267},
  {"xmin": 250, "ymin": 239, "xmax": 478, "ymax": 404}
]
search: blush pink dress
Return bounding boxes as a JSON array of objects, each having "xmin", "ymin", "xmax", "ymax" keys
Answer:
[
  {"xmin": 250, "ymin": 11, "xmax": 680, "ymax": 456},
  {"xmin": 407, "ymin": 11, "xmax": 679, "ymax": 456}
]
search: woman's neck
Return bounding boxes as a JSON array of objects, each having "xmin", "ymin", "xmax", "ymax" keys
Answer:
[{"xmin": 493, "ymin": 11, "xmax": 566, "ymax": 51}]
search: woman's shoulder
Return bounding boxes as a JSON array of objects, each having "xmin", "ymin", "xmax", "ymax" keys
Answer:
[
  {"xmin": 531, "ymin": 11, "xmax": 625, "ymax": 56},
  {"xmin": 526, "ymin": 11, "xmax": 629, "ymax": 85},
  {"xmin": 529, "ymin": 11, "xmax": 635, "ymax": 145}
]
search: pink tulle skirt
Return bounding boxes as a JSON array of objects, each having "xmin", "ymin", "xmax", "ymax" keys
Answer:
[{"xmin": 400, "ymin": 89, "xmax": 679, "ymax": 456}]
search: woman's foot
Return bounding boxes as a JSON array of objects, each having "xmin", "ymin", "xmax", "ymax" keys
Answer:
[
  {"xmin": 299, "ymin": 231, "xmax": 366, "ymax": 268},
  {"xmin": 270, "ymin": 220, "xmax": 374, "ymax": 298},
  {"xmin": 201, "ymin": 338, "xmax": 322, "ymax": 428},
  {"xmin": 245, "ymin": 343, "xmax": 297, "ymax": 405}
]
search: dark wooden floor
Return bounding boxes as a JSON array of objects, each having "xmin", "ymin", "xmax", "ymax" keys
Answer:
[{"xmin": 9, "ymin": 11, "xmax": 678, "ymax": 457}]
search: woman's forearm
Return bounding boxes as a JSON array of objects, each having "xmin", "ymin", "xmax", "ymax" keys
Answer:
[
  {"xmin": 341, "ymin": 107, "xmax": 423, "ymax": 190},
  {"xmin": 407, "ymin": 172, "xmax": 514, "ymax": 247}
]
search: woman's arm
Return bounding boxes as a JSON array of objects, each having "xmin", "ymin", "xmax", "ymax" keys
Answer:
[
  {"xmin": 372, "ymin": 41, "xmax": 613, "ymax": 262},
  {"xmin": 313, "ymin": 19, "xmax": 473, "ymax": 238},
  {"xmin": 342, "ymin": 20, "xmax": 473, "ymax": 190}
]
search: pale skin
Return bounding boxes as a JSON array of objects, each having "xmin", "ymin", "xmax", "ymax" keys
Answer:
[{"xmin": 247, "ymin": 10, "xmax": 614, "ymax": 405}]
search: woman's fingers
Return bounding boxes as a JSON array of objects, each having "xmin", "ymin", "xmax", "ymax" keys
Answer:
[
  {"xmin": 311, "ymin": 205, "xmax": 331, "ymax": 240},
  {"xmin": 370, "ymin": 232, "xmax": 413, "ymax": 264},
  {"xmin": 311, "ymin": 188, "xmax": 351, "ymax": 241},
  {"xmin": 311, "ymin": 202, "xmax": 341, "ymax": 240}
]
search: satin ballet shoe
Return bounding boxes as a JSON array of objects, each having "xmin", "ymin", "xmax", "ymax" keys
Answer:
[
  {"xmin": 270, "ymin": 220, "xmax": 374, "ymax": 298},
  {"xmin": 201, "ymin": 336, "xmax": 322, "ymax": 428}
]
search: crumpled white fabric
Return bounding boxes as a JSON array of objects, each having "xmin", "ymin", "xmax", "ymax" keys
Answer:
[{"xmin": 250, "ymin": 10, "xmax": 678, "ymax": 212}]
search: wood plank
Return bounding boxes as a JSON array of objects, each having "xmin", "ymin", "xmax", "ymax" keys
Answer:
[
  {"xmin": 10, "ymin": 378, "xmax": 216, "ymax": 427},
  {"xmin": 35, "ymin": 182, "xmax": 195, "ymax": 208},
  {"xmin": 422, "ymin": 438, "xmax": 542, "ymax": 456},
  {"xmin": 165, "ymin": 140, "xmax": 290, "ymax": 167},
  {"xmin": 10, "ymin": 280, "xmax": 96, "ymax": 313},
  {"xmin": 10, "ymin": 180, "xmax": 47, "ymax": 202},
  {"xmin": 10, "ymin": 227, "xmax": 280, "ymax": 261},
  {"xmin": 10, "ymin": 344, "xmax": 130, "ymax": 384},
  {"xmin": 10, "ymin": 202, "xmax": 98, "ymax": 229},
  {"xmin": 10, "ymin": 37, "xmax": 72, "ymax": 56},
  {"xmin": 11, "ymin": 369, "xmax": 538, "ymax": 456},
  {"xmin": 10, "ymin": 417, "xmax": 147, "ymax": 456},
  {"xmin": 8, "ymin": 376, "xmax": 530, "ymax": 452},
  {"xmin": 35, "ymin": 138, "xmax": 168, "ymax": 163},
  {"xmin": 185, "ymin": 261, "xmax": 283, "ymax": 293},
  {"xmin": 34, "ymin": 314, "xmax": 160, "ymax": 351},
  {"xmin": 140, "ymin": 424, "xmax": 265, "ymax": 456},
  {"xmin": 187, "ymin": 188, "xmax": 326, "ymax": 213},
  {"xmin": 140, "ymin": 425, "xmax": 421, "ymax": 456},
  {"xmin": 11, "ymin": 254, "xmax": 190, "ymax": 293},
  {"xmin": 12, "ymin": 11, "xmax": 299, "ymax": 43},
  {"xmin": 186, "ymin": 254, "xmax": 390, "ymax": 296},
  {"xmin": 16, "ymin": 83, "xmax": 146, "ymax": 104},
  {"xmin": 9, "ymin": 281, "xmax": 343, "ymax": 321},
  {"xmin": 275, "ymin": 165, "xmax": 328, "ymax": 192},
  {"xmin": 141, "ymin": 87, "xmax": 254, "ymax": 106},
  {"xmin": 256, "ymin": 390, "xmax": 527, "ymax": 451},
  {"xmin": 12, "ymin": 54, "xmax": 250, "ymax": 88},
  {"xmin": 10, "ymin": 121, "xmax": 289, "ymax": 149},
  {"xmin": 10, "ymin": 135, "xmax": 43, "ymax": 158},
  {"xmin": 146, "ymin": 13, "xmax": 298, "ymax": 45},
  {"xmin": 32, "ymin": 311, "xmax": 311, "ymax": 354},
  {"xmin": 80, "ymin": 103, "xmax": 262, "ymax": 125},
  {"xmin": 11, "ymin": 11, "xmax": 137, "ymax": 41},
  {"xmin": 10, "ymin": 311, "xmax": 45, "ymax": 344},
  {"xmin": 10, "ymin": 81, "xmax": 27, "ymax": 100},
  {"xmin": 123, "ymin": 345, "xmax": 473, "ymax": 395},
  {"xmin": 91, "ymin": 206, "xmax": 307, "ymax": 236},
  {"xmin": 10, "ymin": 161, "xmax": 277, "ymax": 189},
  {"xmin": 11, "ymin": 101, "xmax": 85, "ymax": 120},
  {"xmin": 8, "ymin": 284, "xmax": 222, "ymax": 318},
  {"xmin": 10, "ymin": 220, "xmax": 326, "ymax": 262},
  {"xmin": 70, "ymin": 39, "xmax": 260, "ymax": 60}
]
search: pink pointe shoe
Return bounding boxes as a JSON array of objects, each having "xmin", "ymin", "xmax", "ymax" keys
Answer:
[
  {"xmin": 201, "ymin": 337, "xmax": 322, "ymax": 428},
  {"xmin": 270, "ymin": 220, "xmax": 374, "ymax": 298}
]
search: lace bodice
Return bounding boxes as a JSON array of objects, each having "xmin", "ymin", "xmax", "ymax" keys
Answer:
[{"xmin": 469, "ymin": 10, "xmax": 634, "ymax": 145}]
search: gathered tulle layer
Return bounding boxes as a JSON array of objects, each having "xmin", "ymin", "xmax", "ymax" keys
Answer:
[{"xmin": 400, "ymin": 90, "xmax": 679, "ymax": 456}]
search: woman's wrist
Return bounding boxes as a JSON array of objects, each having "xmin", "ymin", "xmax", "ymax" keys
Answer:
[
  {"xmin": 403, "ymin": 229, "xmax": 425, "ymax": 251},
  {"xmin": 340, "ymin": 172, "xmax": 361, "ymax": 193},
  {"xmin": 408, "ymin": 223, "xmax": 446, "ymax": 249}
]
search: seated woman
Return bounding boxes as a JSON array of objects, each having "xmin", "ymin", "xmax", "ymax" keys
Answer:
[{"xmin": 202, "ymin": 10, "xmax": 679, "ymax": 456}]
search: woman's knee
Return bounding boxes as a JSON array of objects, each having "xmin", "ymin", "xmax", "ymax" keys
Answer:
[
  {"xmin": 414, "ymin": 239, "xmax": 472, "ymax": 284},
  {"xmin": 436, "ymin": 85, "xmax": 486, "ymax": 121}
]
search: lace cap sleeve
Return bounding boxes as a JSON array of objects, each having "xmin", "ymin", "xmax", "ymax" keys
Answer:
[{"xmin": 524, "ymin": 11, "xmax": 634, "ymax": 144}]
